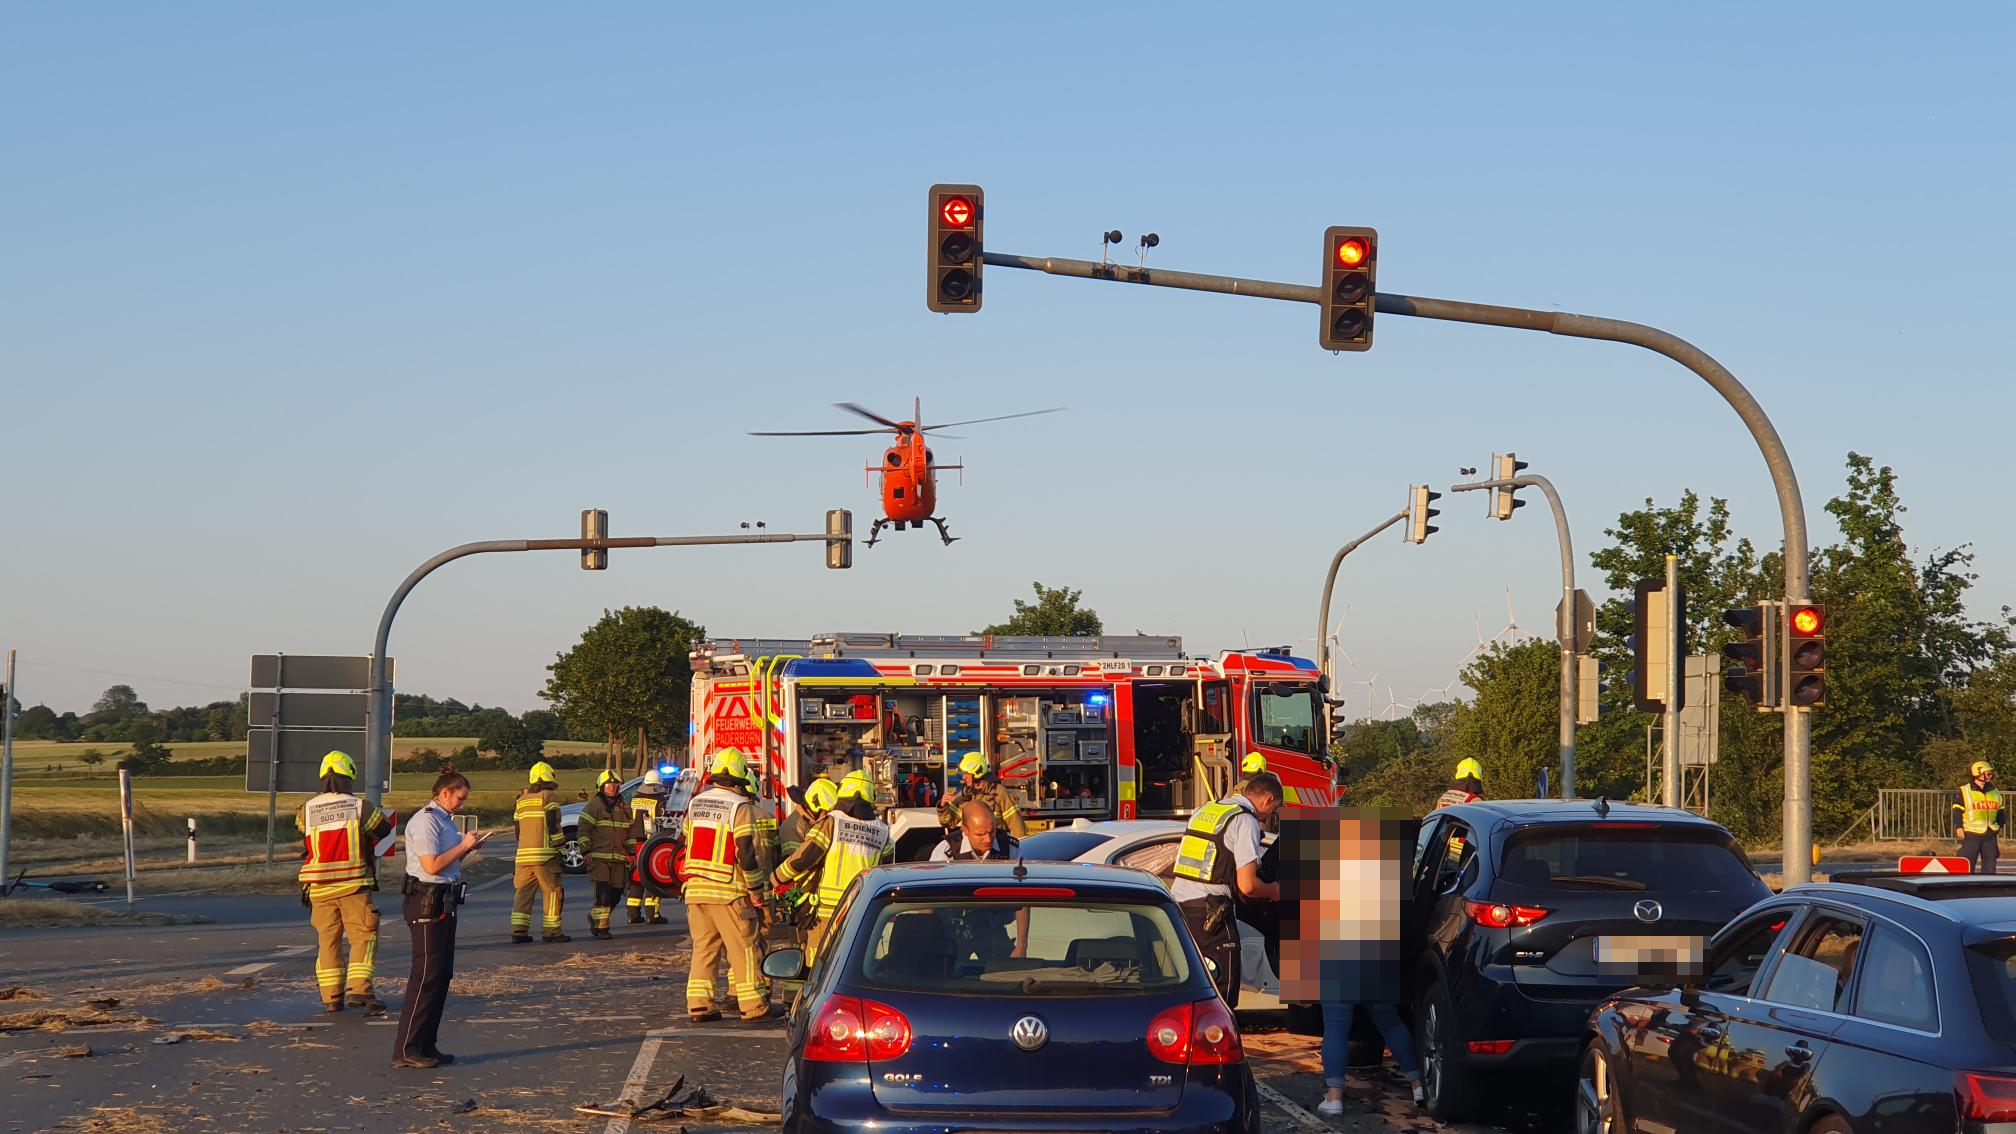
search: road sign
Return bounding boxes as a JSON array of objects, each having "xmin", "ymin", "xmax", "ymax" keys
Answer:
[
  {"xmin": 374, "ymin": 809, "xmax": 400, "ymax": 858},
  {"xmin": 246, "ymin": 728, "xmax": 367, "ymax": 794},
  {"xmin": 248, "ymin": 692, "xmax": 368, "ymax": 731},
  {"xmin": 1558, "ymin": 588, "xmax": 1595, "ymax": 653},
  {"xmin": 249, "ymin": 655, "xmax": 389, "ymax": 691},
  {"xmin": 1678, "ymin": 654, "xmax": 1721, "ymax": 767},
  {"xmin": 1898, "ymin": 855, "xmax": 1972, "ymax": 874}
]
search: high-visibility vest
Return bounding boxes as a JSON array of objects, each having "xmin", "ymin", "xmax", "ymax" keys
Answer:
[
  {"xmin": 1173, "ymin": 799, "xmax": 1249, "ymax": 889},
  {"xmin": 1436, "ymin": 788, "xmax": 1479, "ymax": 809},
  {"xmin": 813, "ymin": 813, "xmax": 892, "ymax": 918},
  {"xmin": 1960, "ymin": 785, "xmax": 2004, "ymax": 835},
  {"xmin": 631, "ymin": 792, "xmax": 668, "ymax": 848},
  {"xmin": 682, "ymin": 786, "xmax": 757, "ymax": 902},
  {"xmin": 297, "ymin": 793, "xmax": 380, "ymax": 894},
  {"xmin": 514, "ymin": 791, "xmax": 561, "ymax": 865}
]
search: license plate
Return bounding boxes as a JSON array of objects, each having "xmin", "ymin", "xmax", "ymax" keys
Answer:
[{"xmin": 1595, "ymin": 934, "xmax": 1703, "ymax": 967}]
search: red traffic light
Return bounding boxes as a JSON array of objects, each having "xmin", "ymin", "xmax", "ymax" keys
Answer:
[
  {"xmin": 1335, "ymin": 237, "xmax": 1369, "ymax": 267},
  {"xmin": 940, "ymin": 196, "xmax": 974, "ymax": 228},
  {"xmin": 1789, "ymin": 606, "xmax": 1824, "ymax": 636}
]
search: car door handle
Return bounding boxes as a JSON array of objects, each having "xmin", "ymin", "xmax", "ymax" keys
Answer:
[{"xmin": 1784, "ymin": 1043, "xmax": 1813, "ymax": 1063}]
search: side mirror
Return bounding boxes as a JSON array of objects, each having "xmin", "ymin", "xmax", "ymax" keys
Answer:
[{"xmin": 761, "ymin": 947, "xmax": 807, "ymax": 982}]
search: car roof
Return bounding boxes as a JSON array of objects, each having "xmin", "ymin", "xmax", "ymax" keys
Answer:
[
  {"xmin": 1037, "ymin": 819, "xmax": 1186, "ymax": 839},
  {"xmin": 1786, "ymin": 875, "xmax": 2016, "ymax": 929},
  {"xmin": 1437, "ymin": 798, "xmax": 1726, "ymax": 831},
  {"xmin": 861, "ymin": 860, "xmax": 1174, "ymax": 896}
]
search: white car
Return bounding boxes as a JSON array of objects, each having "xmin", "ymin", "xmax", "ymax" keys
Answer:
[{"xmin": 555, "ymin": 768, "xmax": 698, "ymax": 874}]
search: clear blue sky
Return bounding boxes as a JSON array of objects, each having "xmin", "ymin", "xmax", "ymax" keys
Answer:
[{"xmin": 4, "ymin": 4, "xmax": 2011, "ymax": 718}]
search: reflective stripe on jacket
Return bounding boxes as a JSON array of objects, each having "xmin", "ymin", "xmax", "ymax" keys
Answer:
[
  {"xmin": 682, "ymin": 786, "xmax": 765, "ymax": 903},
  {"xmin": 296, "ymin": 793, "xmax": 388, "ymax": 897},
  {"xmin": 1172, "ymin": 799, "xmax": 1244, "ymax": 888},
  {"xmin": 580, "ymin": 793, "xmax": 634, "ymax": 864},
  {"xmin": 778, "ymin": 811, "xmax": 892, "ymax": 918},
  {"xmin": 514, "ymin": 790, "xmax": 562, "ymax": 865},
  {"xmin": 1957, "ymin": 785, "xmax": 2005, "ymax": 835}
]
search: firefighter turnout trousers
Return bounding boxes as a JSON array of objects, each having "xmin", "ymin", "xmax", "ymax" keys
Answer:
[
  {"xmin": 685, "ymin": 900, "xmax": 768, "ymax": 1019},
  {"xmin": 511, "ymin": 861, "xmax": 566, "ymax": 939},
  {"xmin": 309, "ymin": 889, "xmax": 380, "ymax": 1005},
  {"xmin": 625, "ymin": 876, "xmax": 663, "ymax": 921}
]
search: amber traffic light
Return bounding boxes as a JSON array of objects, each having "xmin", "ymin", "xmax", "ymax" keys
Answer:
[
  {"xmin": 1785, "ymin": 603, "xmax": 1826, "ymax": 707},
  {"xmin": 1320, "ymin": 226, "xmax": 1377, "ymax": 351}
]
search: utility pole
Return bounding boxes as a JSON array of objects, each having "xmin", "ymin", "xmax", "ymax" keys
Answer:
[
  {"xmin": 1663, "ymin": 554, "xmax": 1683, "ymax": 809},
  {"xmin": 1, "ymin": 649, "xmax": 15, "ymax": 891},
  {"xmin": 1451, "ymin": 472, "xmax": 1578, "ymax": 798}
]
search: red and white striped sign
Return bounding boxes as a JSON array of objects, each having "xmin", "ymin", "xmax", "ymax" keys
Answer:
[
  {"xmin": 1898, "ymin": 855, "xmax": 1971, "ymax": 874},
  {"xmin": 375, "ymin": 810, "xmax": 400, "ymax": 858}
]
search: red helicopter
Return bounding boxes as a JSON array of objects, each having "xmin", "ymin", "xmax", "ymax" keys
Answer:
[{"xmin": 751, "ymin": 398, "xmax": 1064, "ymax": 546}]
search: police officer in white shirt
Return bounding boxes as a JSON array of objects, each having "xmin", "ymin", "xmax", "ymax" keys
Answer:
[
  {"xmin": 392, "ymin": 770, "xmax": 490, "ymax": 1070},
  {"xmin": 1171, "ymin": 774, "xmax": 1282, "ymax": 1004}
]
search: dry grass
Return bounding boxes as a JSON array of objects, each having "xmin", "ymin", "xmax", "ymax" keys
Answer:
[
  {"xmin": 129, "ymin": 862, "xmax": 303, "ymax": 896},
  {"xmin": 43, "ymin": 1105, "xmax": 180, "ymax": 1134},
  {"xmin": 0, "ymin": 1004, "xmax": 154, "ymax": 1033},
  {"xmin": 0, "ymin": 898, "xmax": 119, "ymax": 928}
]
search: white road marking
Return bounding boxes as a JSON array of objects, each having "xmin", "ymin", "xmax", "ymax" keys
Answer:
[
  {"xmin": 272, "ymin": 944, "xmax": 315, "ymax": 956},
  {"xmin": 224, "ymin": 963, "xmax": 276, "ymax": 976},
  {"xmin": 578, "ymin": 1014, "xmax": 647, "ymax": 1022},
  {"xmin": 467, "ymin": 1017, "xmax": 537, "ymax": 1025},
  {"xmin": 366, "ymin": 1019, "xmax": 399, "ymax": 1026},
  {"xmin": 604, "ymin": 1031, "xmax": 668, "ymax": 1134},
  {"xmin": 1255, "ymin": 1077, "xmax": 1331, "ymax": 1133}
]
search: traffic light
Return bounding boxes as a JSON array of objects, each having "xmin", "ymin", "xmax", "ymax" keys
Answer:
[
  {"xmin": 825, "ymin": 508, "xmax": 853, "ymax": 570},
  {"xmin": 580, "ymin": 509, "xmax": 608, "ymax": 571},
  {"xmin": 1320, "ymin": 226, "xmax": 1377, "ymax": 351},
  {"xmin": 1490, "ymin": 452, "xmax": 1529, "ymax": 520},
  {"xmin": 1785, "ymin": 603, "xmax": 1826, "ymax": 707},
  {"xmin": 1720, "ymin": 603, "xmax": 1779, "ymax": 710},
  {"xmin": 1405, "ymin": 484, "xmax": 1440, "ymax": 544},
  {"xmin": 927, "ymin": 183, "xmax": 984, "ymax": 313},
  {"xmin": 1626, "ymin": 579, "xmax": 1687, "ymax": 712}
]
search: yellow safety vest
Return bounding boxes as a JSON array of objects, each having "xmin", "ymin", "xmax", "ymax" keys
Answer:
[
  {"xmin": 682, "ymin": 787, "xmax": 759, "ymax": 903},
  {"xmin": 813, "ymin": 813, "xmax": 892, "ymax": 918},
  {"xmin": 1960, "ymin": 785, "xmax": 2004, "ymax": 835},
  {"xmin": 1436, "ymin": 788, "xmax": 1479, "ymax": 809},
  {"xmin": 297, "ymin": 793, "xmax": 381, "ymax": 897},
  {"xmin": 1173, "ymin": 799, "xmax": 1246, "ymax": 888},
  {"xmin": 514, "ymin": 791, "xmax": 561, "ymax": 865}
]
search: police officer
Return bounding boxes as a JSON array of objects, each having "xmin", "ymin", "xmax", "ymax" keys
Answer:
[
  {"xmin": 579, "ymin": 770, "xmax": 633, "ymax": 939},
  {"xmin": 681, "ymin": 749, "xmax": 775, "ymax": 1023},
  {"xmin": 1436, "ymin": 758, "xmax": 1484, "ymax": 809},
  {"xmin": 297, "ymin": 750, "xmax": 393, "ymax": 1012},
  {"xmin": 626, "ymin": 769, "xmax": 673, "ymax": 925},
  {"xmin": 929, "ymin": 799, "xmax": 1020, "ymax": 862},
  {"xmin": 1172, "ymin": 773, "xmax": 1282, "ymax": 1006},
  {"xmin": 937, "ymin": 751, "xmax": 1027, "ymax": 838},
  {"xmin": 928, "ymin": 801, "xmax": 1027, "ymax": 960},
  {"xmin": 393, "ymin": 770, "xmax": 489, "ymax": 1070},
  {"xmin": 1955, "ymin": 760, "xmax": 2004, "ymax": 874},
  {"xmin": 510, "ymin": 762, "xmax": 569, "ymax": 943},
  {"xmin": 774, "ymin": 771, "xmax": 892, "ymax": 964}
]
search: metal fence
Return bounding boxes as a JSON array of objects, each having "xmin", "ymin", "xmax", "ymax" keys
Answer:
[{"xmin": 1877, "ymin": 789, "xmax": 1953, "ymax": 841}]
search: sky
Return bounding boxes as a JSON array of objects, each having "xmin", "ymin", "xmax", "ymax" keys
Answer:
[{"xmin": 3, "ymin": 4, "xmax": 2012, "ymax": 719}]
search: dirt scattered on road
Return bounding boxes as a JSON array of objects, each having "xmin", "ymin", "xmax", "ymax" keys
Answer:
[
  {"xmin": 0, "ymin": 1006, "xmax": 154, "ymax": 1033},
  {"xmin": 39, "ymin": 1104, "xmax": 181, "ymax": 1134}
]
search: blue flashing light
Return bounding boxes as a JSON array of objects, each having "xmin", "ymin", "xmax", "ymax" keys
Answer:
[
  {"xmin": 1087, "ymin": 693, "xmax": 1110, "ymax": 706},
  {"xmin": 658, "ymin": 764, "xmax": 677, "ymax": 775},
  {"xmin": 687, "ymin": 721, "xmax": 697, "ymax": 737}
]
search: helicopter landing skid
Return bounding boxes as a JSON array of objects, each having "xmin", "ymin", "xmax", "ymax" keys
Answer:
[{"xmin": 862, "ymin": 517, "xmax": 959, "ymax": 547}]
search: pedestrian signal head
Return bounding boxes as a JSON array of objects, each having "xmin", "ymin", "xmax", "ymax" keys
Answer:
[
  {"xmin": 1454, "ymin": 757, "xmax": 1484, "ymax": 782},
  {"xmin": 958, "ymin": 751, "xmax": 990, "ymax": 778},
  {"xmin": 319, "ymin": 750, "xmax": 357, "ymax": 780},
  {"xmin": 528, "ymin": 761, "xmax": 558, "ymax": 786},
  {"xmin": 1974, "ymin": 761, "xmax": 1995, "ymax": 779},
  {"xmin": 805, "ymin": 779, "xmax": 839, "ymax": 813},
  {"xmin": 839, "ymin": 770, "xmax": 878, "ymax": 803},
  {"xmin": 596, "ymin": 770, "xmax": 621, "ymax": 790},
  {"xmin": 709, "ymin": 747, "xmax": 750, "ymax": 784},
  {"xmin": 1241, "ymin": 751, "xmax": 1268, "ymax": 775}
]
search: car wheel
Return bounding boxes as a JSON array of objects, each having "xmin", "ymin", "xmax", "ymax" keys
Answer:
[
  {"xmin": 560, "ymin": 829, "xmax": 587, "ymax": 874},
  {"xmin": 1575, "ymin": 1043, "xmax": 1626, "ymax": 1134},
  {"xmin": 1418, "ymin": 980, "xmax": 1482, "ymax": 1123}
]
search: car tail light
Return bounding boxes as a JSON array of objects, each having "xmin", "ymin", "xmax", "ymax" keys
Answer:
[
  {"xmin": 1957, "ymin": 1071, "xmax": 2016, "ymax": 1122},
  {"xmin": 1590, "ymin": 822, "xmax": 1658, "ymax": 829},
  {"xmin": 1468, "ymin": 1040, "xmax": 1516, "ymax": 1055},
  {"xmin": 1147, "ymin": 999, "xmax": 1245, "ymax": 1065},
  {"xmin": 974, "ymin": 886, "xmax": 1076, "ymax": 898},
  {"xmin": 1147, "ymin": 1002, "xmax": 1193, "ymax": 1064},
  {"xmin": 1465, "ymin": 900, "xmax": 1551, "ymax": 928},
  {"xmin": 863, "ymin": 998, "xmax": 913, "ymax": 1060},
  {"xmin": 804, "ymin": 995, "xmax": 912, "ymax": 1062}
]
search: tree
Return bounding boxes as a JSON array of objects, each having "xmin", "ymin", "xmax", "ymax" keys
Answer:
[
  {"xmin": 1447, "ymin": 640, "xmax": 1561, "ymax": 801},
  {"xmin": 119, "ymin": 719, "xmax": 174, "ymax": 775},
  {"xmin": 479, "ymin": 715, "xmax": 546, "ymax": 770},
  {"xmin": 980, "ymin": 583, "xmax": 1103, "ymax": 637},
  {"xmin": 543, "ymin": 606, "xmax": 706, "ymax": 778},
  {"xmin": 92, "ymin": 684, "xmax": 147, "ymax": 719},
  {"xmin": 79, "ymin": 749, "xmax": 106, "ymax": 767}
]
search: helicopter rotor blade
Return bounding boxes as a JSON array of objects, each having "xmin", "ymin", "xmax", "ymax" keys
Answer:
[
  {"xmin": 835, "ymin": 402, "xmax": 908, "ymax": 430},
  {"xmin": 919, "ymin": 406, "xmax": 1067, "ymax": 431},
  {"xmin": 748, "ymin": 428, "xmax": 890, "ymax": 437}
]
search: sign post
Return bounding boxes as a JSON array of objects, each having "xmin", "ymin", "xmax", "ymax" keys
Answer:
[{"xmin": 118, "ymin": 767, "xmax": 136, "ymax": 909}]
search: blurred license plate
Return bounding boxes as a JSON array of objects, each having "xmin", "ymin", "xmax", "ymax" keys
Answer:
[{"xmin": 1595, "ymin": 935, "xmax": 1703, "ymax": 966}]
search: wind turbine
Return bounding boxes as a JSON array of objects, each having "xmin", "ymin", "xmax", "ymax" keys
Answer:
[
  {"xmin": 1382, "ymin": 685, "xmax": 1413, "ymax": 721},
  {"xmin": 1353, "ymin": 672, "xmax": 1381, "ymax": 720},
  {"xmin": 1489, "ymin": 586, "xmax": 1534, "ymax": 646}
]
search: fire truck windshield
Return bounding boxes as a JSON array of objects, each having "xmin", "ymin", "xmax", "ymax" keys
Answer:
[{"xmin": 1252, "ymin": 683, "xmax": 1321, "ymax": 755}]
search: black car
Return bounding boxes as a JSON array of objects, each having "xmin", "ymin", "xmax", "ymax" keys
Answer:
[
  {"xmin": 1412, "ymin": 799, "xmax": 1771, "ymax": 1121},
  {"xmin": 760, "ymin": 860, "xmax": 1260, "ymax": 1134},
  {"xmin": 1581, "ymin": 872, "xmax": 2016, "ymax": 1134}
]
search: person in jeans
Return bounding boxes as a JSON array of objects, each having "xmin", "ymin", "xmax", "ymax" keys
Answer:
[{"xmin": 1320, "ymin": 1001, "xmax": 1423, "ymax": 1113}]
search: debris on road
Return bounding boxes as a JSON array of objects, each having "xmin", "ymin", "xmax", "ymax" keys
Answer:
[
  {"xmin": 151, "ymin": 1028, "xmax": 240, "ymax": 1045},
  {"xmin": 0, "ymin": 986, "xmax": 46, "ymax": 1001},
  {"xmin": 574, "ymin": 1076, "xmax": 782, "ymax": 1125},
  {"xmin": 450, "ymin": 1099, "xmax": 477, "ymax": 1114},
  {"xmin": 58, "ymin": 1043, "xmax": 94, "ymax": 1058},
  {"xmin": 0, "ymin": 1006, "xmax": 152, "ymax": 1033}
]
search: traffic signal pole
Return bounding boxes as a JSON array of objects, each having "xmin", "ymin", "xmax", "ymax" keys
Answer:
[
  {"xmin": 1315, "ymin": 507, "xmax": 1411, "ymax": 700},
  {"xmin": 360, "ymin": 520, "xmax": 855, "ymax": 807},
  {"xmin": 983, "ymin": 248, "xmax": 1814, "ymax": 881},
  {"xmin": 1451, "ymin": 473, "xmax": 1577, "ymax": 800}
]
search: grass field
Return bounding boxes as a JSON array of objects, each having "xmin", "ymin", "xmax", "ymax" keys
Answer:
[{"xmin": 4, "ymin": 737, "xmax": 606, "ymax": 777}]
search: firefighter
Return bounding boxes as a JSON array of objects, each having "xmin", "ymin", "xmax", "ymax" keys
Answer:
[
  {"xmin": 626, "ymin": 769, "xmax": 673, "ymax": 924},
  {"xmin": 1172, "ymin": 773, "xmax": 1282, "ymax": 1006},
  {"xmin": 774, "ymin": 771, "xmax": 892, "ymax": 965},
  {"xmin": 579, "ymin": 770, "xmax": 633, "ymax": 939},
  {"xmin": 1955, "ymin": 760, "xmax": 2004, "ymax": 875},
  {"xmin": 778, "ymin": 779, "xmax": 838, "ymax": 941},
  {"xmin": 510, "ymin": 762, "xmax": 569, "ymax": 943},
  {"xmin": 1241, "ymin": 751, "xmax": 1268, "ymax": 776},
  {"xmin": 936, "ymin": 751, "xmax": 1027, "ymax": 838},
  {"xmin": 1436, "ymin": 758, "xmax": 1484, "ymax": 809},
  {"xmin": 296, "ymin": 750, "xmax": 393, "ymax": 1013},
  {"xmin": 681, "ymin": 749, "xmax": 775, "ymax": 1023}
]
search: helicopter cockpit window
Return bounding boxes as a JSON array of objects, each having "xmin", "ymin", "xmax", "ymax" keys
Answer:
[
  {"xmin": 886, "ymin": 452, "xmax": 904, "ymax": 467},
  {"xmin": 925, "ymin": 449, "xmax": 934, "ymax": 462}
]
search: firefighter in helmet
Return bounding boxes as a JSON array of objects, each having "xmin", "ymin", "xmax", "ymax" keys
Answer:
[
  {"xmin": 297, "ymin": 750, "xmax": 393, "ymax": 1012},
  {"xmin": 580, "ymin": 770, "xmax": 633, "ymax": 939},
  {"xmin": 1437, "ymin": 758, "xmax": 1484, "ymax": 809},
  {"xmin": 1242, "ymin": 751, "xmax": 1269, "ymax": 776},
  {"xmin": 510, "ymin": 761, "xmax": 569, "ymax": 943},
  {"xmin": 778, "ymin": 779, "xmax": 839, "ymax": 942},
  {"xmin": 775, "ymin": 770, "xmax": 892, "ymax": 965},
  {"xmin": 1955, "ymin": 760, "xmax": 2004, "ymax": 875},
  {"xmin": 681, "ymin": 748, "xmax": 775, "ymax": 1022},
  {"xmin": 937, "ymin": 751, "xmax": 1027, "ymax": 838},
  {"xmin": 626, "ymin": 768, "xmax": 673, "ymax": 924}
]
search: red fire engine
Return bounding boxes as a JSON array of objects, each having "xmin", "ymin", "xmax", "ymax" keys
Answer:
[{"xmin": 688, "ymin": 633, "xmax": 1338, "ymax": 861}]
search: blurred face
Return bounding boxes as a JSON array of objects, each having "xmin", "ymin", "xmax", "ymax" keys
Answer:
[{"xmin": 1250, "ymin": 791, "xmax": 1282, "ymax": 822}]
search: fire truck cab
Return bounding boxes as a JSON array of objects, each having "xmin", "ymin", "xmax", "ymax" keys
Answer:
[{"xmin": 688, "ymin": 632, "xmax": 1337, "ymax": 862}]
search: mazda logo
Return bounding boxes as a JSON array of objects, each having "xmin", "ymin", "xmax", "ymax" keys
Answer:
[
  {"xmin": 1011, "ymin": 1015, "xmax": 1048, "ymax": 1051},
  {"xmin": 1633, "ymin": 900, "xmax": 1664, "ymax": 923}
]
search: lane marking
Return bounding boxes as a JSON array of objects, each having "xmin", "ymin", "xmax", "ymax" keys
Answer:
[
  {"xmin": 578, "ymin": 1014, "xmax": 647, "ymax": 1022},
  {"xmin": 224, "ymin": 963, "xmax": 276, "ymax": 976},
  {"xmin": 272, "ymin": 944, "xmax": 315, "ymax": 957},
  {"xmin": 366, "ymin": 1019, "xmax": 399, "ymax": 1026},
  {"xmin": 604, "ymin": 1032, "xmax": 667, "ymax": 1134},
  {"xmin": 1255, "ymin": 1077, "xmax": 1331, "ymax": 1133},
  {"xmin": 468, "ymin": 1017, "xmax": 537, "ymax": 1025}
]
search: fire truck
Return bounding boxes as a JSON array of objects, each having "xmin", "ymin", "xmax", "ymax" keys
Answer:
[{"xmin": 687, "ymin": 632, "xmax": 1338, "ymax": 861}]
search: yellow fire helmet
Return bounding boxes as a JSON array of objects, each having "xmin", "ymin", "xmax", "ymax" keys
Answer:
[
  {"xmin": 838, "ymin": 770, "xmax": 878, "ymax": 803},
  {"xmin": 1453, "ymin": 757, "xmax": 1484, "ymax": 782},
  {"xmin": 596, "ymin": 769, "xmax": 621, "ymax": 789},
  {"xmin": 709, "ymin": 747, "xmax": 750, "ymax": 783},
  {"xmin": 1241, "ymin": 751, "xmax": 1268, "ymax": 775},
  {"xmin": 958, "ymin": 751, "xmax": 990, "ymax": 779},
  {"xmin": 528, "ymin": 760, "xmax": 558, "ymax": 786},
  {"xmin": 319, "ymin": 750, "xmax": 357, "ymax": 779},
  {"xmin": 804, "ymin": 779, "xmax": 839, "ymax": 813},
  {"xmin": 1973, "ymin": 760, "xmax": 1996, "ymax": 778}
]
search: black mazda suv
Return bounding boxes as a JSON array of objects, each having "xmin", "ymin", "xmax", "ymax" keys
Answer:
[{"xmin": 1412, "ymin": 799, "xmax": 1771, "ymax": 1122}]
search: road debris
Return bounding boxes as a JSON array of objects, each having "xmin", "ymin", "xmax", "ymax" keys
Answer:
[
  {"xmin": 0, "ymin": 987, "xmax": 46, "ymax": 1001},
  {"xmin": 451, "ymin": 1099, "xmax": 477, "ymax": 1114},
  {"xmin": 152, "ymin": 1028, "xmax": 240, "ymax": 1045},
  {"xmin": 574, "ymin": 1076, "xmax": 781, "ymax": 1125},
  {"xmin": 0, "ymin": 1006, "xmax": 151, "ymax": 1033},
  {"xmin": 58, "ymin": 1044, "xmax": 94, "ymax": 1058}
]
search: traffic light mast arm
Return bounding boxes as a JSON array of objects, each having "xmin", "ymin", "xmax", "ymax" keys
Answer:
[
  {"xmin": 1315, "ymin": 507, "xmax": 1410, "ymax": 694},
  {"xmin": 984, "ymin": 245, "xmax": 1815, "ymax": 879}
]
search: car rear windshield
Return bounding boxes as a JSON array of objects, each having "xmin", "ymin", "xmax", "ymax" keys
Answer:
[
  {"xmin": 850, "ymin": 898, "xmax": 1193, "ymax": 996},
  {"xmin": 1496, "ymin": 824, "xmax": 1759, "ymax": 893},
  {"xmin": 1967, "ymin": 939, "xmax": 2016, "ymax": 1042},
  {"xmin": 1014, "ymin": 830, "xmax": 1114, "ymax": 863}
]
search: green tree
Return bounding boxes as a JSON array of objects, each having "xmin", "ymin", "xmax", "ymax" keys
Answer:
[
  {"xmin": 1447, "ymin": 639, "xmax": 1561, "ymax": 800},
  {"xmin": 980, "ymin": 583, "xmax": 1103, "ymax": 636},
  {"xmin": 479, "ymin": 715, "xmax": 546, "ymax": 770},
  {"xmin": 118, "ymin": 720, "xmax": 174, "ymax": 775},
  {"xmin": 543, "ymin": 606, "xmax": 706, "ymax": 778},
  {"xmin": 92, "ymin": 684, "xmax": 147, "ymax": 718}
]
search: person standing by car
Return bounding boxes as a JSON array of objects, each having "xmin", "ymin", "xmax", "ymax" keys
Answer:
[
  {"xmin": 296, "ymin": 750, "xmax": 394, "ymax": 1013},
  {"xmin": 773, "ymin": 771, "xmax": 893, "ymax": 964},
  {"xmin": 930, "ymin": 801, "xmax": 1028, "ymax": 961},
  {"xmin": 1955, "ymin": 760, "xmax": 2003, "ymax": 874},
  {"xmin": 579, "ymin": 770, "xmax": 633, "ymax": 939},
  {"xmin": 1172, "ymin": 773, "xmax": 1282, "ymax": 1004},
  {"xmin": 937, "ymin": 752, "xmax": 1027, "ymax": 838},
  {"xmin": 626, "ymin": 769, "xmax": 673, "ymax": 925},
  {"xmin": 510, "ymin": 762, "xmax": 569, "ymax": 943},
  {"xmin": 392, "ymin": 769, "xmax": 488, "ymax": 1070},
  {"xmin": 1436, "ymin": 759, "xmax": 1484, "ymax": 808}
]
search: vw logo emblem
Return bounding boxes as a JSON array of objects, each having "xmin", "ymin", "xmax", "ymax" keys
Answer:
[
  {"xmin": 1010, "ymin": 1015, "xmax": 1049, "ymax": 1052},
  {"xmin": 1633, "ymin": 900, "xmax": 1664, "ymax": 924}
]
